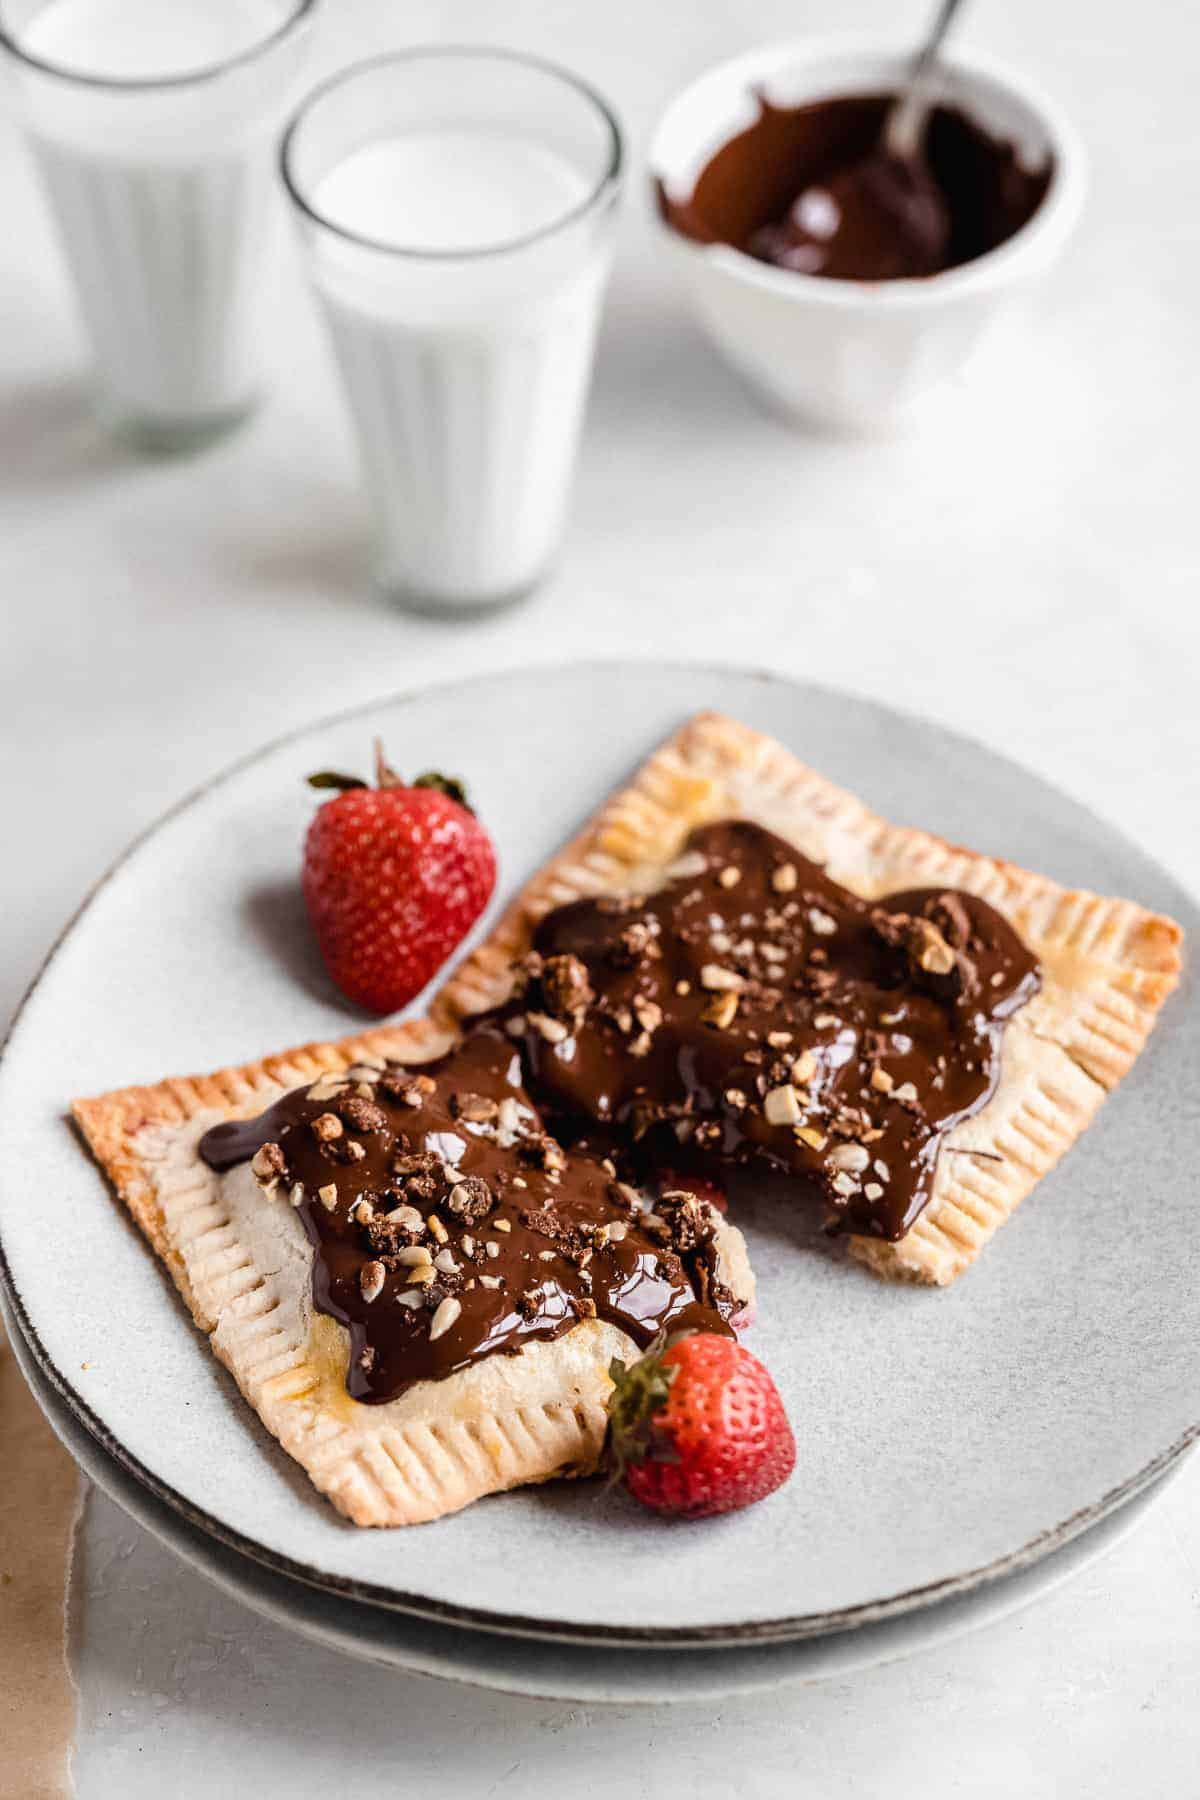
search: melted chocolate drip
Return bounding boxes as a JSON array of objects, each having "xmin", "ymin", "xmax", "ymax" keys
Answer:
[
  {"xmin": 200, "ymin": 1027, "xmax": 732, "ymax": 1405},
  {"xmin": 507, "ymin": 821, "xmax": 1039, "ymax": 1241},
  {"xmin": 658, "ymin": 93, "xmax": 1052, "ymax": 281}
]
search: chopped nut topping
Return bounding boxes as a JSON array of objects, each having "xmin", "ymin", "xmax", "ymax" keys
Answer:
[
  {"xmin": 311, "ymin": 1112, "xmax": 343, "ymax": 1144},
  {"xmin": 453, "ymin": 1092, "xmax": 498, "ymax": 1124},
  {"xmin": 306, "ymin": 1076, "xmax": 350, "ymax": 1103},
  {"xmin": 796, "ymin": 1126, "xmax": 828, "ymax": 1151},
  {"xmin": 528, "ymin": 1011, "xmax": 569, "ymax": 1045},
  {"xmin": 479, "ymin": 1274, "xmax": 502, "ymax": 1290},
  {"xmin": 613, "ymin": 920, "xmax": 654, "ymax": 966},
  {"xmin": 829, "ymin": 1143, "xmax": 870, "ymax": 1174},
  {"xmin": 360, "ymin": 1261, "xmax": 386, "ymax": 1303},
  {"xmin": 718, "ymin": 865, "xmax": 741, "ymax": 889},
  {"xmin": 395, "ymin": 1289, "xmax": 425, "ymax": 1310},
  {"xmin": 495, "ymin": 1096, "xmax": 521, "ymax": 1142},
  {"xmin": 701, "ymin": 989, "xmax": 740, "ymax": 1030},
  {"xmin": 385, "ymin": 1204, "xmax": 424, "ymax": 1230},
  {"xmin": 700, "ymin": 963, "xmax": 744, "ymax": 992},
  {"xmin": 492, "ymin": 1218, "xmax": 512, "ymax": 1233},
  {"xmin": 792, "ymin": 1049, "xmax": 818, "ymax": 1086},
  {"xmin": 380, "ymin": 1070, "xmax": 436, "ymax": 1107},
  {"xmin": 317, "ymin": 1183, "xmax": 338, "ymax": 1211},
  {"xmin": 429, "ymin": 1296, "xmax": 461, "ymax": 1341},
  {"xmin": 870, "ymin": 1067, "xmax": 895, "ymax": 1093},
  {"xmin": 632, "ymin": 996, "xmax": 663, "ymax": 1033},
  {"xmin": 397, "ymin": 1245, "xmax": 433, "ymax": 1267},
  {"xmin": 894, "ymin": 1082, "xmax": 919, "ymax": 1104},
  {"xmin": 433, "ymin": 1249, "xmax": 460, "ymax": 1274},
  {"xmin": 767, "ymin": 1030, "xmax": 794, "ymax": 1049},
  {"xmin": 250, "ymin": 1142, "xmax": 285, "ymax": 1184},
  {"xmin": 864, "ymin": 1182, "xmax": 884, "ymax": 1200},
  {"xmin": 666, "ymin": 850, "xmax": 708, "ymax": 880},
  {"xmin": 772, "ymin": 863, "xmax": 798, "ymax": 893},
  {"xmin": 427, "ymin": 1214, "xmax": 449, "ymax": 1244},
  {"xmin": 607, "ymin": 1221, "xmax": 628, "ymax": 1243},
  {"xmin": 764, "ymin": 1085, "xmax": 802, "ymax": 1126},
  {"xmin": 808, "ymin": 908, "xmax": 838, "ymax": 936}
]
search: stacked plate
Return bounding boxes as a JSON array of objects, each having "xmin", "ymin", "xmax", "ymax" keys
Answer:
[{"xmin": 2, "ymin": 665, "xmax": 1197, "ymax": 1701}]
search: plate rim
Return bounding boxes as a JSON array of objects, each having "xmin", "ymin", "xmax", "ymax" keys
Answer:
[
  {"xmin": 13, "ymin": 1316, "xmax": 1189, "ymax": 1703},
  {"xmin": 2, "ymin": 657, "xmax": 1197, "ymax": 1647}
]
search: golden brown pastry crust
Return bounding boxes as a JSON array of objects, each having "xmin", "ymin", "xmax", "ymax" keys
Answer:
[{"xmin": 432, "ymin": 711, "xmax": 1183, "ymax": 1285}]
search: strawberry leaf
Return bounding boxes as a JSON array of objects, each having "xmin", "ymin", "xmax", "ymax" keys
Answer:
[
  {"xmin": 603, "ymin": 1335, "xmax": 679, "ymax": 1481},
  {"xmin": 307, "ymin": 771, "xmax": 367, "ymax": 791},
  {"xmin": 412, "ymin": 771, "xmax": 472, "ymax": 812}
]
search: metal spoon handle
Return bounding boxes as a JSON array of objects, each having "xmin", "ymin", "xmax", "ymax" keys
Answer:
[{"xmin": 884, "ymin": 0, "xmax": 969, "ymax": 160}]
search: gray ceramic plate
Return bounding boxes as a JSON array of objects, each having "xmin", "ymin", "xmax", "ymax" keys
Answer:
[
  {"xmin": 1, "ymin": 664, "xmax": 1197, "ymax": 1647},
  {"xmin": 7, "ymin": 1315, "xmax": 1186, "ymax": 1702}
]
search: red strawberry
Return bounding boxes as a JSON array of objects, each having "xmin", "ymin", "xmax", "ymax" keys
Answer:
[
  {"xmin": 606, "ymin": 1331, "xmax": 795, "ymax": 1519},
  {"xmin": 302, "ymin": 742, "xmax": 496, "ymax": 1015}
]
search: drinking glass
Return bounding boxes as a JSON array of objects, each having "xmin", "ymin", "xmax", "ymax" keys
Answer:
[
  {"xmin": 281, "ymin": 47, "xmax": 624, "ymax": 612},
  {"xmin": 0, "ymin": 0, "xmax": 317, "ymax": 448}
]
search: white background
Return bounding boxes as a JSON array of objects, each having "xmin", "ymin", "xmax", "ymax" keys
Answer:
[{"xmin": 2, "ymin": 0, "xmax": 1197, "ymax": 1792}]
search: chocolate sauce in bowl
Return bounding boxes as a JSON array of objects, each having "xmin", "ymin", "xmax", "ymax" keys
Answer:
[{"xmin": 659, "ymin": 93, "xmax": 1052, "ymax": 281}]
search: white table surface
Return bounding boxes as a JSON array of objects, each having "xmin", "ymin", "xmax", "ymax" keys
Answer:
[{"xmin": 3, "ymin": 0, "xmax": 1197, "ymax": 1791}]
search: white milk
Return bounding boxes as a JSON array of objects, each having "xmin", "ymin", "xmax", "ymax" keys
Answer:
[
  {"xmin": 13, "ymin": 0, "xmax": 307, "ymax": 440},
  {"xmin": 307, "ymin": 129, "xmax": 613, "ymax": 607},
  {"xmin": 22, "ymin": 0, "xmax": 284, "ymax": 79}
]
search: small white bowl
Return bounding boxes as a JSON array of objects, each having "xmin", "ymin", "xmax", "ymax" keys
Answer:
[{"xmin": 650, "ymin": 38, "xmax": 1087, "ymax": 431}]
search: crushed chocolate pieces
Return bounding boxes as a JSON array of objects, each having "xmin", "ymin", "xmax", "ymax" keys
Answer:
[
  {"xmin": 538, "ymin": 952, "xmax": 595, "ymax": 1020},
  {"xmin": 445, "ymin": 1174, "xmax": 494, "ymax": 1220},
  {"xmin": 338, "ymin": 1094, "xmax": 389, "ymax": 1134}
]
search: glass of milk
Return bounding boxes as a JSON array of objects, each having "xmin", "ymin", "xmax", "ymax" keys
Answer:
[
  {"xmin": 281, "ymin": 48, "xmax": 624, "ymax": 612},
  {"xmin": 0, "ymin": 0, "xmax": 316, "ymax": 448}
]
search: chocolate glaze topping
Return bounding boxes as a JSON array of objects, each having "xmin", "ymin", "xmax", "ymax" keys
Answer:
[
  {"xmin": 659, "ymin": 93, "xmax": 1052, "ymax": 281},
  {"xmin": 507, "ymin": 821, "xmax": 1039, "ymax": 1242},
  {"xmin": 201, "ymin": 819, "xmax": 1039, "ymax": 1403},
  {"xmin": 199, "ymin": 1026, "xmax": 734, "ymax": 1405}
]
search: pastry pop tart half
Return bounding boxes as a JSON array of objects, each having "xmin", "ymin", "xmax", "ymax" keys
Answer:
[
  {"xmin": 432, "ymin": 712, "xmax": 1183, "ymax": 1287},
  {"xmin": 74, "ymin": 1018, "xmax": 754, "ymax": 1527}
]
